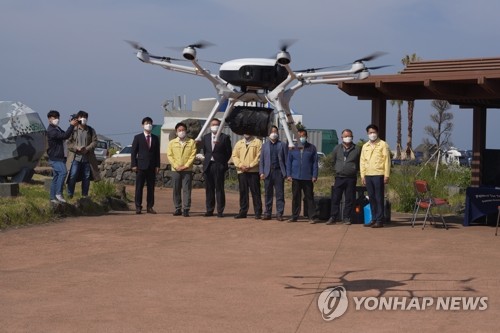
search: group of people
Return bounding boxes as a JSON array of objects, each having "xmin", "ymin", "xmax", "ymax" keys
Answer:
[
  {"xmin": 131, "ymin": 116, "xmax": 391, "ymax": 228},
  {"xmin": 46, "ymin": 110, "xmax": 101, "ymax": 204},
  {"xmin": 47, "ymin": 110, "xmax": 391, "ymax": 227}
]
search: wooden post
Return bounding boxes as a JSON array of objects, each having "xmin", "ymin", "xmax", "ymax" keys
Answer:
[
  {"xmin": 471, "ymin": 106, "xmax": 486, "ymax": 187},
  {"xmin": 371, "ymin": 98, "xmax": 387, "ymax": 140}
]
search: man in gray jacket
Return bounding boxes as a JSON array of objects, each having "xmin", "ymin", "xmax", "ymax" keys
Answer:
[{"xmin": 327, "ymin": 129, "xmax": 361, "ymax": 225}]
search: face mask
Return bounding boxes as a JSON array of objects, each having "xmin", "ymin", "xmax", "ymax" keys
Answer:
[
  {"xmin": 243, "ymin": 134, "xmax": 251, "ymax": 140},
  {"xmin": 79, "ymin": 118, "xmax": 87, "ymax": 125},
  {"xmin": 342, "ymin": 136, "xmax": 353, "ymax": 144},
  {"xmin": 368, "ymin": 133, "xmax": 378, "ymax": 141},
  {"xmin": 177, "ymin": 131, "xmax": 186, "ymax": 139},
  {"xmin": 144, "ymin": 124, "xmax": 153, "ymax": 131},
  {"xmin": 51, "ymin": 119, "xmax": 60, "ymax": 126},
  {"xmin": 269, "ymin": 133, "xmax": 278, "ymax": 140},
  {"xmin": 299, "ymin": 137, "xmax": 307, "ymax": 144},
  {"xmin": 210, "ymin": 125, "xmax": 219, "ymax": 133}
]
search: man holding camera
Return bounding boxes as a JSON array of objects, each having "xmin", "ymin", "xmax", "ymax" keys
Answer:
[{"xmin": 66, "ymin": 110, "xmax": 101, "ymax": 198}]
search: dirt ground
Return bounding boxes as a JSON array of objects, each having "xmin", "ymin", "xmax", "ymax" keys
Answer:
[{"xmin": 1, "ymin": 187, "xmax": 499, "ymax": 333}]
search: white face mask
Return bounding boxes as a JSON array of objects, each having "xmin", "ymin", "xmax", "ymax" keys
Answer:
[
  {"xmin": 299, "ymin": 137, "xmax": 307, "ymax": 144},
  {"xmin": 210, "ymin": 125, "xmax": 219, "ymax": 133},
  {"xmin": 79, "ymin": 118, "xmax": 87, "ymax": 125},
  {"xmin": 177, "ymin": 131, "xmax": 187, "ymax": 139},
  {"xmin": 342, "ymin": 136, "xmax": 353, "ymax": 144},
  {"xmin": 269, "ymin": 133, "xmax": 278, "ymax": 140},
  {"xmin": 51, "ymin": 118, "xmax": 60, "ymax": 126},
  {"xmin": 368, "ymin": 133, "xmax": 378, "ymax": 141},
  {"xmin": 144, "ymin": 124, "xmax": 153, "ymax": 131}
]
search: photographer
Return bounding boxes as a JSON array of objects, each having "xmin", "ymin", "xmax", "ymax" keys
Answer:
[
  {"xmin": 66, "ymin": 110, "xmax": 101, "ymax": 198},
  {"xmin": 46, "ymin": 110, "xmax": 78, "ymax": 203}
]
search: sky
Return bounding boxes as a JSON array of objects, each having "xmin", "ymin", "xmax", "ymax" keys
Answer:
[{"xmin": 2, "ymin": 0, "xmax": 500, "ymax": 150}]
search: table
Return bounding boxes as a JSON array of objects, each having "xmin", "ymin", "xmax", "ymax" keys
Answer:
[{"xmin": 464, "ymin": 186, "xmax": 500, "ymax": 226}]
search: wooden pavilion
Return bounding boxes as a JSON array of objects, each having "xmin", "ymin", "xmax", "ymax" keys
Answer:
[{"xmin": 337, "ymin": 56, "xmax": 500, "ymax": 186}]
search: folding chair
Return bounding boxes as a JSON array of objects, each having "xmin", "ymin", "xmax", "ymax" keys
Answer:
[
  {"xmin": 411, "ymin": 180, "xmax": 449, "ymax": 230},
  {"xmin": 496, "ymin": 206, "xmax": 500, "ymax": 236}
]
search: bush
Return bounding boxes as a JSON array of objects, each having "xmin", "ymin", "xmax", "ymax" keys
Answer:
[
  {"xmin": 90, "ymin": 179, "xmax": 118, "ymax": 201},
  {"xmin": 387, "ymin": 163, "xmax": 471, "ymax": 213}
]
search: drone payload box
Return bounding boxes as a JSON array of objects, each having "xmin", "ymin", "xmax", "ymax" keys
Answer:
[{"xmin": 219, "ymin": 58, "xmax": 288, "ymax": 90}]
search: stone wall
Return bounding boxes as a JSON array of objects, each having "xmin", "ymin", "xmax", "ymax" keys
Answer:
[{"xmin": 98, "ymin": 159, "xmax": 237, "ymax": 189}]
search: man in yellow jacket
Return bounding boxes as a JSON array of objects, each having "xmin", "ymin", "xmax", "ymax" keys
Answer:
[
  {"xmin": 167, "ymin": 122, "xmax": 197, "ymax": 217},
  {"xmin": 360, "ymin": 124, "xmax": 391, "ymax": 228},
  {"xmin": 232, "ymin": 134, "xmax": 263, "ymax": 219}
]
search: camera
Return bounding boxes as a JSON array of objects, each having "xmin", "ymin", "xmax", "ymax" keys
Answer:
[{"xmin": 69, "ymin": 114, "xmax": 80, "ymax": 123}]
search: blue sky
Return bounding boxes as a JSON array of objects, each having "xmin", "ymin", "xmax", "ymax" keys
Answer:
[{"xmin": 2, "ymin": 0, "xmax": 500, "ymax": 150}]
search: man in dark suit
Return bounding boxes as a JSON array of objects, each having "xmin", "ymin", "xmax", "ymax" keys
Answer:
[
  {"xmin": 131, "ymin": 117, "xmax": 161, "ymax": 214},
  {"xmin": 259, "ymin": 126, "xmax": 288, "ymax": 221},
  {"xmin": 201, "ymin": 118, "xmax": 232, "ymax": 218}
]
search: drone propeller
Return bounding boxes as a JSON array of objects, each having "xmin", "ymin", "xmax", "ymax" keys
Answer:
[
  {"xmin": 296, "ymin": 64, "xmax": 350, "ymax": 73},
  {"xmin": 188, "ymin": 40, "xmax": 215, "ymax": 49},
  {"xmin": 168, "ymin": 40, "xmax": 216, "ymax": 51},
  {"xmin": 354, "ymin": 65, "xmax": 392, "ymax": 73},
  {"xmin": 279, "ymin": 39, "xmax": 298, "ymax": 52},
  {"xmin": 354, "ymin": 51, "xmax": 387, "ymax": 63},
  {"xmin": 149, "ymin": 55, "xmax": 186, "ymax": 62},
  {"xmin": 125, "ymin": 40, "xmax": 148, "ymax": 52}
]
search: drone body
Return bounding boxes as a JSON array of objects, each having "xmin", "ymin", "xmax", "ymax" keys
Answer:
[
  {"xmin": 127, "ymin": 40, "xmax": 386, "ymax": 147},
  {"xmin": 219, "ymin": 58, "xmax": 288, "ymax": 91}
]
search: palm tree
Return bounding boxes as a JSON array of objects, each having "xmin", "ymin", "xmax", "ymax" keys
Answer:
[
  {"xmin": 390, "ymin": 99, "xmax": 403, "ymax": 159},
  {"xmin": 401, "ymin": 53, "xmax": 421, "ymax": 159}
]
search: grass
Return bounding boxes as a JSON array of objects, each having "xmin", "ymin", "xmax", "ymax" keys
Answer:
[{"xmin": 0, "ymin": 176, "xmax": 125, "ymax": 230}]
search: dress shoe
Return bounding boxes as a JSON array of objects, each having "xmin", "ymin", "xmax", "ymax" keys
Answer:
[
  {"xmin": 371, "ymin": 223, "xmax": 384, "ymax": 228},
  {"xmin": 147, "ymin": 207, "xmax": 157, "ymax": 214},
  {"xmin": 217, "ymin": 213, "xmax": 224, "ymax": 218},
  {"xmin": 326, "ymin": 217, "xmax": 338, "ymax": 225},
  {"xmin": 364, "ymin": 220, "xmax": 376, "ymax": 227},
  {"xmin": 204, "ymin": 212, "xmax": 214, "ymax": 217},
  {"xmin": 287, "ymin": 217, "xmax": 297, "ymax": 223},
  {"xmin": 261, "ymin": 215, "xmax": 272, "ymax": 221},
  {"xmin": 234, "ymin": 214, "xmax": 247, "ymax": 219},
  {"xmin": 276, "ymin": 215, "xmax": 284, "ymax": 222},
  {"xmin": 254, "ymin": 215, "xmax": 262, "ymax": 220},
  {"xmin": 173, "ymin": 209, "xmax": 182, "ymax": 216},
  {"xmin": 309, "ymin": 218, "xmax": 319, "ymax": 224},
  {"xmin": 183, "ymin": 209, "xmax": 190, "ymax": 217},
  {"xmin": 343, "ymin": 219, "xmax": 352, "ymax": 225},
  {"xmin": 136, "ymin": 207, "xmax": 142, "ymax": 214}
]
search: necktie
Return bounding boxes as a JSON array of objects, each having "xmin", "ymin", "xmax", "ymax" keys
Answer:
[{"xmin": 146, "ymin": 135, "xmax": 151, "ymax": 148}]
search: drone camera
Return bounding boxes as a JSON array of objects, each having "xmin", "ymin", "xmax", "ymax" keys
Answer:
[{"xmin": 183, "ymin": 47, "xmax": 196, "ymax": 61}]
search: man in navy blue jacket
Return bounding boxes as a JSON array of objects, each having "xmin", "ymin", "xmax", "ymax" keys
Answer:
[
  {"xmin": 46, "ymin": 110, "xmax": 78, "ymax": 203},
  {"xmin": 259, "ymin": 126, "xmax": 288, "ymax": 221},
  {"xmin": 286, "ymin": 129, "xmax": 319, "ymax": 223}
]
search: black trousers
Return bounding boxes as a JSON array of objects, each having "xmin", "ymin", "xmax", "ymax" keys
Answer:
[
  {"xmin": 135, "ymin": 167, "xmax": 156, "ymax": 209},
  {"xmin": 331, "ymin": 177, "xmax": 357, "ymax": 220},
  {"xmin": 263, "ymin": 169, "xmax": 285, "ymax": 217},
  {"xmin": 238, "ymin": 172, "xmax": 262, "ymax": 216},
  {"xmin": 365, "ymin": 175, "xmax": 385, "ymax": 223},
  {"xmin": 291, "ymin": 179, "xmax": 315, "ymax": 219},
  {"xmin": 204, "ymin": 161, "xmax": 227, "ymax": 214}
]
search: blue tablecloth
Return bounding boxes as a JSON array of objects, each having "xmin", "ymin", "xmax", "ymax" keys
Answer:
[{"xmin": 464, "ymin": 187, "xmax": 500, "ymax": 226}]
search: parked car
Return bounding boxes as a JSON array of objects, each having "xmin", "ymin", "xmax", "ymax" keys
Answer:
[
  {"xmin": 94, "ymin": 140, "xmax": 108, "ymax": 163},
  {"xmin": 111, "ymin": 145, "xmax": 132, "ymax": 158}
]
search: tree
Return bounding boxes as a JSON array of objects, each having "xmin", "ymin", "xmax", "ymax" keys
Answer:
[
  {"xmin": 423, "ymin": 100, "xmax": 454, "ymax": 151},
  {"xmin": 390, "ymin": 99, "xmax": 403, "ymax": 159},
  {"xmin": 401, "ymin": 53, "xmax": 421, "ymax": 159}
]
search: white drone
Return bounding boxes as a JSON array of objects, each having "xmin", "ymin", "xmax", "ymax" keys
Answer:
[{"xmin": 126, "ymin": 40, "xmax": 387, "ymax": 147}]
